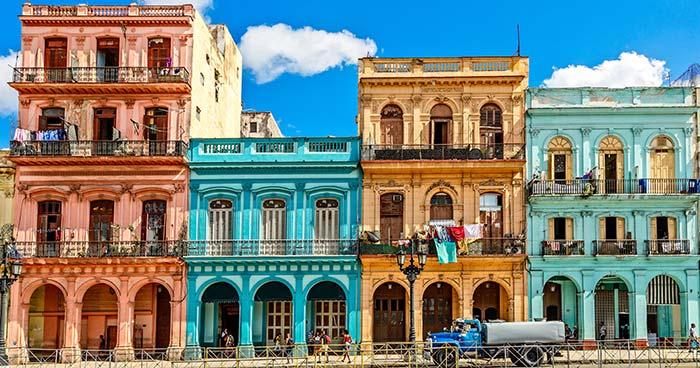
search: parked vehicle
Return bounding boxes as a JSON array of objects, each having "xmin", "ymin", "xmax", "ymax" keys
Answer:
[{"xmin": 429, "ymin": 319, "xmax": 565, "ymax": 367}]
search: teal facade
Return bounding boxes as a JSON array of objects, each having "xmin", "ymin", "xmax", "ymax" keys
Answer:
[
  {"xmin": 185, "ymin": 137, "xmax": 362, "ymax": 350},
  {"xmin": 525, "ymin": 87, "xmax": 700, "ymax": 343}
]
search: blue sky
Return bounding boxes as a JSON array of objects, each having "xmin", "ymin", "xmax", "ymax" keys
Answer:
[{"xmin": 1, "ymin": 0, "xmax": 699, "ymax": 144}]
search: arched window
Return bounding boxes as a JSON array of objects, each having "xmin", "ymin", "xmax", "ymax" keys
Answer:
[
  {"xmin": 430, "ymin": 193, "xmax": 453, "ymax": 222},
  {"xmin": 480, "ymin": 104, "xmax": 503, "ymax": 158},
  {"xmin": 548, "ymin": 136, "xmax": 573, "ymax": 181},
  {"xmin": 430, "ymin": 104, "xmax": 452, "ymax": 145},
  {"xmin": 380, "ymin": 104, "xmax": 403, "ymax": 145},
  {"xmin": 598, "ymin": 136, "xmax": 624, "ymax": 193},
  {"xmin": 261, "ymin": 199, "xmax": 286, "ymax": 240},
  {"xmin": 208, "ymin": 199, "xmax": 233, "ymax": 240},
  {"xmin": 315, "ymin": 199, "xmax": 339, "ymax": 240},
  {"xmin": 650, "ymin": 136, "xmax": 675, "ymax": 180}
]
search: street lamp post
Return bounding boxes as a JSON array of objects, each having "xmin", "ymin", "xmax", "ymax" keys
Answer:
[
  {"xmin": 0, "ymin": 234, "xmax": 22, "ymax": 364},
  {"xmin": 396, "ymin": 237, "xmax": 427, "ymax": 342}
]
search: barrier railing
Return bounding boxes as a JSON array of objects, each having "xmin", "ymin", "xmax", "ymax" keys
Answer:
[
  {"xmin": 646, "ymin": 239, "xmax": 691, "ymax": 255},
  {"xmin": 361, "ymin": 143, "xmax": 525, "ymax": 161},
  {"xmin": 186, "ymin": 239, "xmax": 358, "ymax": 256},
  {"xmin": 593, "ymin": 239, "xmax": 638, "ymax": 256},
  {"xmin": 13, "ymin": 240, "xmax": 184, "ymax": 258},
  {"xmin": 529, "ymin": 178, "xmax": 700, "ymax": 195},
  {"xmin": 12, "ymin": 67, "xmax": 190, "ymax": 84},
  {"xmin": 541, "ymin": 240, "xmax": 585, "ymax": 256},
  {"xmin": 8, "ymin": 340, "xmax": 700, "ymax": 367},
  {"xmin": 10, "ymin": 140, "xmax": 186, "ymax": 157}
]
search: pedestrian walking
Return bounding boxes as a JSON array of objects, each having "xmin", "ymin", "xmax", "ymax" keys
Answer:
[
  {"xmin": 316, "ymin": 330, "xmax": 330, "ymax": 363},
  {"xmin": 341, "ymin": 329, "xmax": 352, "ymax": 363},
  {"xmin": 689, "ymin": 323, "xmax": 698, "ymax": 352},
  {"xmin": 220, "ymin": 328, "xmax": 229, "ymax": 348},
  {"xmin": 285, "ymin": 332, "xmax": 294, "ymax": 363},
  {"xmin": 598, "ymin": 322, "xmax": 607, "ymax": 341}
]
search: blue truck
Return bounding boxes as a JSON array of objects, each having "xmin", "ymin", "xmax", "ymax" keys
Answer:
[{"xmin": 428, "ymin": 319, "xmax": 565, "ymax": 367}]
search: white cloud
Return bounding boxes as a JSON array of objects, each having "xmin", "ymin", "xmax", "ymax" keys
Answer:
[
  {"xmin": 0, "ymin": 50, "xmax": 19, "ymax": 116},
  {"xmin": 543, "ymin": 52, "xmax": 667, "ymax": 88},
  {"xmin": 239, "ymin": 23, "xmax": 377, "ymax": 84},
  {"xmin": 142, "ymin": 0, "xmax": 213, "ymax": 13}
]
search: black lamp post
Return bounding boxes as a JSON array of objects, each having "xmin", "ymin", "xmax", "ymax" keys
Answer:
[
  {"xmin": 396, "ymin": 237, "xmax": 427, "ymax": 342},
  {"xmin": 0, "ymin": 234, "xmax": 21, "ymax": 364}
]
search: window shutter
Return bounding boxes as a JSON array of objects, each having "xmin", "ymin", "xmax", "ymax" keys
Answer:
[
  {"xmin": 566, "ymin": 153, "xmax": 573, "ymax": 180},
  {"xmin": 548, "ymin": 218, "xmax": 555, "ymax": 239},
  {"xmin": 668, "ymin": 217, "xmax": 677, "ymax": 239},
  {"xmin": 39, "ymin": 116, "xmax": 48, "ymax": 131},
  {"xmin": 616, "ymin": 154, "xmax": 624, "ymax": 180},
  {"xmin": 565, "ymin": 218, "xmax": 574, "ymax": 240},
  {"xmin": 649, "ymin": 217, "xmax": 657, "ymax": 240},
  {"xmin": 616, "ymin": 217, "xmax": 625, "ymax": 240},
  {"xmin": 547, "ymin": 153, "xmax": 554, "ymax": 180},
  {"xmin": 599, "ymin": 218, "xmax": 605, "ymax": 240}
]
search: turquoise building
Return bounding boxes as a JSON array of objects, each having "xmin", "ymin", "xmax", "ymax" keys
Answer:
[
  {"xmin": 525, "ymin": 87, "xmax": 700, "ymax": 344},
  {"xmin": 185, "ymin": 137, "xmax": 362, "ymax": 351}
]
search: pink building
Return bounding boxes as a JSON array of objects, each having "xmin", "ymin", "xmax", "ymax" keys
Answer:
[{"xmin": 6, "ymin": 2, "xmax": 242, "ymax": 362}]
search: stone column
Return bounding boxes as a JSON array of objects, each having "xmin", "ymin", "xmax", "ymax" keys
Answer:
[
  {"xmin": 631, "ymin": 271, "xmax": 648, "ymax": 347},
  {"xmin": 579, "ymin": 271, "xmax": 596, "ymax": 347},
  {"xmin": 167, "ymin": 276, "xmax": 184, "ymax": 360},
  {"xmin": 360, "ymin": 275, "xmax": 373, "ymax": 343},
  {"xmin": 237, "ymin": 277, "xmax": 254, "ymax": 357},
  {"xmin": 292, "ymin": 280, "xmax": 307, "ymax": 356},
  {"xmin": 61, "ymin": 280, "xmax": 81, "ymax": 363},
  {"xmin": 114, "ymin": 289, "xmax": 135, "ymax": 361},
  {"xmin": 529, "ymin": 271, "xmax": 544, "ymax": 320},
  {"xmin": 183, "ymin": 275, "xmax": 201, "ymax": 360},
  {"xmin": 413, "ymin": 280, "xmax": 424, "ymax": 341}
]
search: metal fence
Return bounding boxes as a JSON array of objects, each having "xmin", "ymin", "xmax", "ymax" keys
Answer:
[
  {"xmin": 7, "ymin": 340, "xmax": 700, "ymax": 367},
  {"xmin": 361, "ymin": 144, "xmax": 525, "ymax": 161}
]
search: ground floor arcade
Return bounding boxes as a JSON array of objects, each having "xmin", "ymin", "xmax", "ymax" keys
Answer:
[
  {"xmin": 185, "ymin": 257, "xmax": 361, "ymax": 350},
  {"xmin": 529, "ymin": 258, "xmax": 699, "ymax": 345},
  {"xmin": 6, "ymin": 258, "xmax": 187, "ymax": 363},
  {"xmin": 360, "ymin": 254, "xmax": 526, "ymax": 342}
]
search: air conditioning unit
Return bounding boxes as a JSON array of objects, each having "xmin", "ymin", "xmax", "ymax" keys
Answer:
[{"xmin": 392, "ymin": 194, "xmax": 403, "ymax": 202}]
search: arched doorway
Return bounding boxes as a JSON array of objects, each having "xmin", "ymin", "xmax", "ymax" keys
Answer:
[
  {"xmin": 429, "ymin": 193, "xmax": 454, "ymax": 225},
  {"xmin": 598, "ymin": 136, "xmax": 624, "ymax": 194},
  {"xmin": 133, "ymin": 283, "xmax": 171, "ymax": 350},
  {"xmin": 422, "ymin": 282, "xmax": 456, "ymax": 336},
  {"xmin": 200, "ymin": 282, "xmax": 239, "ymax": 347},
  {"xmin": 480, "ymin": 104, "xmax": 503, "ymax": 158},
  {"xmin": 379, "ymin": 193, "xmax": 404, "ymax": 244},
  {"xmin": 373, "ymin": 282, "xmax": 406, "ymax": 342},
  {"xmin": 543, "ymin": 276, "xmax": 578, "ymax": 337},
  {"xmin": 307, "ymin": 281, "xmax": 346, "ymax": 340},
  {"xmin": 253, "ymin": 281, "xmax": 292, "ymax": 345},
  {"xmin": 649, "ymin": 136, "xmax": 675, "ymax": 193},
  {"xmin": 80, "ymin": 284, "xmax": 118, "ymax": 350},
  {"xmin": 430, "ymin": 104, "xmax": 452, "ymax": 145},
  {"xmin": 473, "ymin": 281, "xmax": 507, "ymax": 322},
  {"xmin": 27, "ymin": 285, "xmax": 65, "ymax": 351},
  {"xmin": 594, "ymin": 275, "xmax": 630, "ymax": 340},
  {"xmin": 380, "ymin": 104, "xmax": 403, "ymax": 146},
  {"xmin": 646, "ymin": 275, "xmax": 682, "ymax": 341}
]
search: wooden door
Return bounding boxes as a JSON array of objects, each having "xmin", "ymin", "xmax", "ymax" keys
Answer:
[
  {"xmin": 44, "ymin": 38, "xmax": 68, "ymax": 82},
  {"xmin": 141, "ymin": 200, "xmax": 166, "ymax": 242},
  {"xmin": 379, "ymin": 193, "xmax": 403, "ymax": 243},
  {"xmin": 89, "ymin": 200, "xmax": 114, "ymax": 242},
  {"xmin": 381, "ymin": 119, "xmax": 403, "ymax": 146},
  {"xmin": 480, "ymin": 210, "xmax": 503, "ymax": 239},
  {"xmin": 37, "ymin": 201, "xmax": 61, "ymax": 243},
  {"xmin": 106, "ymin": 326, "xmax": 117, "ymax": 349},
  {"xmin": 148, "ymin": 38, "xmax": 171, "ymax": 68},
  {"xmin": 373, "ymin": 283, "xmax": 405, "ymax": 342},
  {"xmin": 155, "ymin": 287, "xmax": 171, "ymax": 348},
  {"xmin": 422, "ymin": 284, "xmax": 452, "ymax": 335}
]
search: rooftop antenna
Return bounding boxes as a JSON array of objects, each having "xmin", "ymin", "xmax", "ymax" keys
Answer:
[{"xmin": 516, "ymin": 24, "xmax": 521, "ymax": 57}]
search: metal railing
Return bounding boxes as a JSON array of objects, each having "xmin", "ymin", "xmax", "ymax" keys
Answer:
[
  {"xmin": 541, "ymin": 240, "xmax": 585, "ymax": 256},
  {"xmin": 361, "ymin": 238, "xmax": 526, "ymax": 256},
  {"xmin": 26, "ymin": 4, "xmax": 188, "ymax": 17},
  {"xmin": 9, "ymin": 340, "xmax": 700, "ymax": 366},
  {"xmin": 10, "ymin": 140, "xmax": 186, "ymax": 157},
  {"xmin": 529, "ymin": 178, "xmax": 700, "ymax": 195},
  {"xmin": 12, "ymin": 240, "xmax": 184, "ymax": 258},
  {"xmin": 593, "ymin": 240, "xmax": 638, "ymax": 256},
  {"xmin": 646, "ymin": 239, "xmax": 691, "ymax": 255},
  {"xmin": 12, "ymin": 67, "xmax": 190, "ymax": 84},
  {"xmin": 361, "ymin": 143, "xmax": 525, "ymax": 161},
  {"xmin": 186, "ymin": 239, "xmax": 358, "ymax": 256}
]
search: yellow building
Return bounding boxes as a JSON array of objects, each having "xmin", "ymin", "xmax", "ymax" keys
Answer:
[
  {"xmin": 0, "ymin": 150, "xmax": 13, "ymax": 229},
  {"xmin": 358, "ymin": 57, "xmax": 528, "ymax": 342}
]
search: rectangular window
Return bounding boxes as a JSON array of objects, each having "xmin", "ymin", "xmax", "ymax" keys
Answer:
[
  {"xmin": 261, "ymin": 199, "xmax": 286, "ymax": 255},
  {"xmin": 250, "ymin": 121, "xmax": 258, "ymax": 133},
  {"xmin": 37, "ymin": 201, "xmax": 61, "ymax": 243},
  {"xmin": 553, "ymin": 218, "xmax": 566, "ymax": 240},
  {"xmin": 553, "ymin": 154, "xmax": 567, "ymax": 181},
  {"xmin": 266, "ymin": 301, "xmax": 292, "ymax": 343},
  {"xmin": 208, "ymin": 200, "xmax": 233, "ymax": 240},
  {"xmin": 315, "ymin": 199, "xmax": 339, "ymax": 240},
  {"xmin": 314, "ymin": 300, "xmax": 346, "ymax": 340},
  {"xmin": 148, "ymin": 38, "xmax": 171, "ymax": 68}
]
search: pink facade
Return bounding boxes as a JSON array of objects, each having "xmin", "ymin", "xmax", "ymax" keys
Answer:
[{"xmin": 2, "ymin": 2, "xmax": 235, "ymax": 362}]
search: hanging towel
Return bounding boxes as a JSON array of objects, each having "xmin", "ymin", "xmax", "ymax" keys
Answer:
[
  {"xmin": 435, "ymin": 240, "xmax": 457, "ymax": 264},
  {"xmin": 464, "ymin": 224, "xmax": 483, "ymax": 239},
  {"xmin": 436, "ymin": 226, "xmax": 452, "ymax": 242},
  {"xmin": 447, "ymin": 227, "xmax": 465, "ymax": 242},
  {"xmin": 67, "ymin": 125, "xmax": 78, "ymax": 141}
]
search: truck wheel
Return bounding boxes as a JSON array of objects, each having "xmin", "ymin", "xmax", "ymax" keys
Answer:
[
  {"xmin": 431, "ymin": 349, "xmax": 445, "ymax": 367},
  {"xmin": 510, "ymin": 346, "xmax": 543, "ymax": 367},
  {"xmin": 432, "ymin": 346, "xmax": 457, "ymax": 368}
]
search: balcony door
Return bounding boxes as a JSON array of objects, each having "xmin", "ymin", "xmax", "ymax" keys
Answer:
[
  {"xmin": 480, "ymin": 104, "xmax": 503, "ymax": 158},
  {"xmin": 315, "ymin": 199, "xmax": 339, "ymax": 254},
  {"xmin": 380, "ymin": 104, "xmax": 403, "ymax": 146},
  {"xmin": 44, "ymin": 38, "xmax": 67, "ymax": 82},
  {"xmin": 430, "ymin": 104, "xmax": 452, "ymax": 146},
  {"xmin": 89, "ymin": 200, "xmax": 114, "ymax": 243},
  {"xmin": 650, "ymin": 217, "xmax": 676, "ymax": 240},
  {"xmin": 148, "ymin": 37, "xmax": 171, "ymax": 69},
  {"xmin": 261, "ymin": 199, "xmax": 286, "ymax": 255},
  {"xmin": 144, "ymin": 107, "xmax": 168, "ymax": 155},
  {"xmin": 142, "ymin": 200, "xmax": 166, "ymax": 244},
  {"xmin": 37, "ymin": 201, "xmax": 61, "ymax": 257},
  {"xmin": 96, "ymin": 38, "xmax": 119, "ymax": 82},
  {"xmin": 480, "ymin": 193, "xmax": 503, "ymax": 239},
  {"xmin": 599, "ymin": 136, "xmax": 624, "ymax": 193},
  {"xmin": 93, "ymin": 108, "xmax": 116, "ymax": 155},
  {"xmin": 379, "ymin": 193, "xmax": 403, "ymax": 244}
]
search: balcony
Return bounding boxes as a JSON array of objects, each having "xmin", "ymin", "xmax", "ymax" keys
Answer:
[
  {"xmin": 358, "ymin": 56, "xmax": 528, "ymax": 79},
  {"xmin": 9, "ymin": 140, "xmax": 186, "ymax": 165},
  {"xmin": 13, "ymin": 241, "xmax": 184, "ymax": 258},
  {"xmin": 24, "ymin": 4, "xmax": 191, "ymax": 18},
  {"xmin": 529, "ymin": 179, "xmax": 700, "ymax": 196},
  {"xmin": 360, "ymin": 237, "xmax": 526, "ymax": 256},
  {"xmin": 185, "ymin": 239, "xmax": 358, "ymax": 257},
  {"xmin": 646, "ymin": 239, "xmax": 691, "ymax": 255},
  {"xmin": 593, "ymin": 240, "xmax": 637, "ymax": 256},
  {"xmin": 10, "ymin": 67, "xmax": 190, "ymax": 95},
  {"xmin": 541, "ymin": 240, "xmax": 585, "ymax": 256},
  {"xmin": 361, "ymin": 144, "xmax": 525, "ymax": 161}
]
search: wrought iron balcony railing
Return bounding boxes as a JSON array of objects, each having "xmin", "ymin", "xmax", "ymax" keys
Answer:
[
  {"xmin": 645, "ymin": 239, "xmax": 691, "ymax": 255},
  {"xmin": 12, "ymin": 67, "xmax": 190, "ymax": 84},
  {"xmin": 185, "ymin": 239, "xmax": 358, "ymax": 256},
  {"xmin": 12, "ymin": 240, "xmax": 184, "ymax": 258},
  {"xmin": 541, "ymin": 240, "xmax": 585, "ymax": 256},
  {"xmin": 360, "ymin": 237, "xmax": 526, "ymax": 256},
  {"xmin": 529, "ymin": 178, "xmax": 700, "ymax": 196},
  {"xmin": 10, "ymin": 140, "xmax": 186, "ymax": 157},
  {"xmin": 361, "ymin": 143, "xmax": 525, "ymax": 161},
  {"xmin": 593, "ymin": 240, "xmax": 637, "ymax": 256}
]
